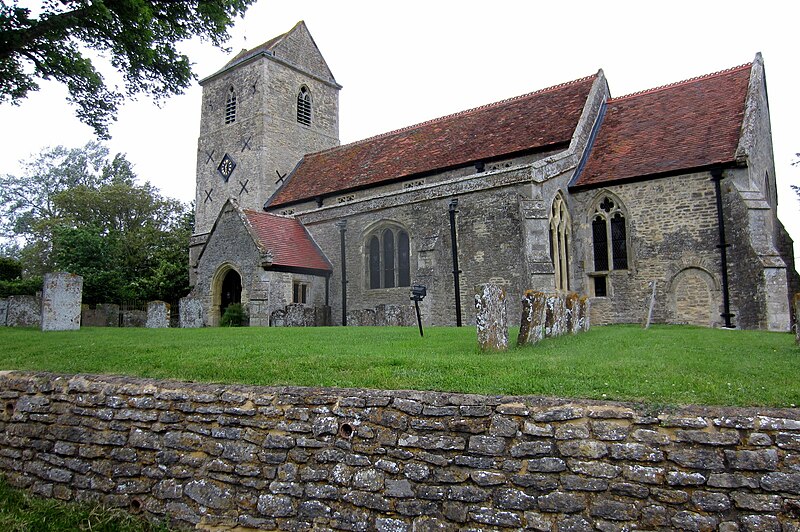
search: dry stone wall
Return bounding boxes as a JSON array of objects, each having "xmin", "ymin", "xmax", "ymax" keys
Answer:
[{"xmin": 1, "ymin": 372, "xmax": 799, "ymax": 531}]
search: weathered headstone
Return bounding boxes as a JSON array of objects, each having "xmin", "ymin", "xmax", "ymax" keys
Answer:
[
  {"xmin": 314, "ymin": 306, "xmax": 331, "ymax": 326},
  {"xmin": 146, "ymin": 301, "xmax": 170, "ymax": 328},
  {"xmin": 285, "ymin": 304, "xmax": 306, "ymax": 327},
  {"xmin": 41, "ymin": 272, "xmax": 83, "ymax": 331},
  {"xmin": 303, "ymin": 306, "xmax": 317, "ymax": 327},
  {"xmin": 794, "ymin": 293, "xmax": 799, "ymax": 345},
  {"xmin": 0, "ymin": 298, "xmax": 7, "ymax": 327},
  {"xmin": 565, "ymin": 292, "xmax": 580, "ymax": 335},
  {"xmin": 475, "ymin": 283, "xmax": 508, "ymax": 351},
  {"xmin": 578, "ymin": 296, "xmax": 591, "ymax": 332},
  {"xmin": 7, "ymin": 295, "xmax": 41, "ymax": 327},
  {"xmin": 270, "ymin": 308, "xmax": 286, "ymax": 327},
  {"xmin": 517, "ymin": 290, "xmax": 546, "ymax": 346},
  {"xmin": 179, "ymin": 297, "xmax": 204, "ymax": 328},
  {"xmin": 545, "ymin": 294, "xmax": 567, "ymax": 338},
  {"xmin": 385, "ymin": 304, "xmax": 403, "ymax": 326},
  {"xmin": 122, "ymin": 310, "xmax": 147, "ymax": 327}
]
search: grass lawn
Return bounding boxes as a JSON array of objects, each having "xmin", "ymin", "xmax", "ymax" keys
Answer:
[
  {"xmin": 0, "ymin": 478, "xmax": 170, "ymax": 532},
  {"xmin": 0, "ymin": 324, "xmax": 797, "ymax": 408}
]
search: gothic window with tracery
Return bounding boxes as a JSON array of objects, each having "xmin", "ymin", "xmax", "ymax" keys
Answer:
[
  {"xmin": 549, "ymin": 193, "xmax": 571, "ymax": 291},
  {"xmin": 591, "ymin": 195, "xmax": 629, "ymax": 275},
  {"xmin": 225, "ymin": 87, "xmax": 236, "ymax": 124},
  {"xmin": 367, "ymin": 225, "xmax": 410, "ymax": 289},
  {"xmin": 297, "ymin": 86, "xmax": 312, "ymax": 126}
]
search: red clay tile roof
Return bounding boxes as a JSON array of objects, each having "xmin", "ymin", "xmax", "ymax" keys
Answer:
[
  {"xmin": 573, "ymin": 63, "xmax": 752, "ymax": 188},
  {"xmin": 269, "ymin": 74, "xmax": 598, "ymax": 207},
  {"xmin": 243, "ymin": 210, "xmax": 332, "ymax": 272}
]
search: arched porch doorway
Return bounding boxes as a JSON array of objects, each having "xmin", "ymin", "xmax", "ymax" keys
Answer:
[{"xmin": 220, "ymin": 269, "xmax": 242, "ymax": 317}]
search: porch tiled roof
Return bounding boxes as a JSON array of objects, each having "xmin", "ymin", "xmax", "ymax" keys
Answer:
[{"xmin": 243, "ymin": 210, "xmax": 332, "ymax": 272}]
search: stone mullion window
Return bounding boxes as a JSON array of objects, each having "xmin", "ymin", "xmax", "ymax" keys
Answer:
[
  {"xmin": 367, "ymin": 226, "xmax": 411, "ymax": 289},
  {"xmin": 590, "ymin": 195, "xmax": 630, "ymax": 297}
]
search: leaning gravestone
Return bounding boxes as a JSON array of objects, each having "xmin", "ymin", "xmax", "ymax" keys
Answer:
[
  {"xmin": 146, "ymin": 301, "xmax": 170, "ymax": 328},
  {"xmin": 179, "ymin": 297, "xmax": 204, "ymax": 328},
  {"xmin": 475, "ymin": 283, "xmax": 508, "ymax": 351},
  {"xmin": 41, "ymin": 272, "xmax": 83, "ymax": 331},
  {"xmin": 0, "ymin": 298, "xmax": 7, "ymax": 327},
  {"xmin": 545, "ymin": 294, "xmax": 567, "ymax": 338},
  {"xmin": 517, "ymin": 290, "xmax": 546, "ymax": 346},
  {"xmin": 7, "ymin": 295, "xmax": 41, "ymax": 327},
  {"xmin": 579, "ymin": 296, "xmax": 591, "ymax": 332},
  {"xmin": 565, "ymin": 292, "xmax": 580, "ymax": 335},
  {"xmin": 794, "ymin": 293, "xmax": 799, "ymax": 345}
]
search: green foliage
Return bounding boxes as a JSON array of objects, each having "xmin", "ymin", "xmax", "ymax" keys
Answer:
[
  {"xmin": 0, "ymin": 476, "xmax": 172, "ymax": 531},
  {"xmin": 220, "ymin": 303, "xmax": 248, "ymax": 327},
  {"xmin": 0, "ymin": 1, "xmax": 256, "ymax": 138},
  {"xmin": 0, "ymin": 325, "xmax": 797, "ymax": 407},
  {"xmin": 1, "ymin": 143, "xmax": 191, "ymax": 303},
  {"xmin": 0, "ymin": 257, "xmax": 21, "ymax": 281},
  {"xmin": 0, "ymin": 276, "xmax": 41, "ymax": 298}
]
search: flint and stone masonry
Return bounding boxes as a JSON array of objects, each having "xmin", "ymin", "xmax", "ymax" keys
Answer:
[{"xmin": 1, "ymin": 371, "xmax": 799, "ymax": 531}]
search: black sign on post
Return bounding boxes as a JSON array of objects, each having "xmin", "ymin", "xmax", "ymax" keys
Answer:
[{"xmin": 410, "ymin": 285, "xmax": 427, "ymax": 337}]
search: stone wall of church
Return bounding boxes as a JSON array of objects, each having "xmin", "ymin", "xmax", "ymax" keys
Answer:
[
  {"xmin": 299, "ymin": 163, "xmax": 541, "ymax": 327},
  {"xmin": 570, "ymin": 172, "xmax": 725, "ymax": 327}
]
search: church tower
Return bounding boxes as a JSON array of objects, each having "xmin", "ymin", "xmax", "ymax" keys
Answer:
[{"xmin": 190, "ymin": 21, "xmax": 340, "ymax": 278}]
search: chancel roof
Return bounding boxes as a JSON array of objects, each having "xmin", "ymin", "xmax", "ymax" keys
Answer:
[
  {"xmin": 243, "ymin": 210, "xmax": 332, "ymax": 273},
  {"xmin": 573, "ymin": 63, "xmax": 752, "ymax": 188},
  {"xmin": 268, "ymin": 75, "xmax": 598, "ymax": 207}
]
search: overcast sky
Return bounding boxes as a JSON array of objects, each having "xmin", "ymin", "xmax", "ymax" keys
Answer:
[{"xmin": 1, "ymin": 0, "xmax": 798, "ymax": 260}]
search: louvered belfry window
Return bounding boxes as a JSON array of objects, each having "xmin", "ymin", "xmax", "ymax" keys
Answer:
[
  {"xmin": 225, "ymin": 87, "xmax": 236, "ymax": 124},
  {"xmin": 297, "ymin": 86, "xmax": 311, "ymax": 126}
]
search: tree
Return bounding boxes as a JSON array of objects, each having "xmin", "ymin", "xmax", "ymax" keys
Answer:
[
  {"xmin": 0, "ymin": 0, "xmax": 255, "ymax": 138},
  {"xmin": 1, "ymin": 143, "xmax": 192, "ymax": 303},
  {"xmin": 0, "ymin": 142, "xmax": 117, "ymax": 274},
  {"xmin": 52, "ymin": 177, "xmax": 193, "ymax": 303}
]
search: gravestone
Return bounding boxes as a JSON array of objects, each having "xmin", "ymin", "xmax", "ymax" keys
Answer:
[
  {"xmin": 41, "ymin": 272, "xmax": 83, "ymax": 331},
  {"xmin": 270, "ymin": 308, "xmax": 286, "ymax": 327},
  {"xmin": 794, "ymin": 293, "xmax": 799, "ymax": 345},
  {"xmin": 565, "ymin": 292, "xmax": 580, "ymax": 335},
  {"xmin": 475, "ymin": 283, "xmax": 508, "ymax": 351},
  {"xmin": 284, "ymin": 304, "xmax": 306, "ymax": 327},
  {"xmin": 122, "ymin": 310, "xmax": 147, "ymax": 327},
  {"xmin": 179, "ymin": 297, "xmax": 204, "ymax": 328},
  {"xmin": 517, "ymin": 290, "xmax": 546, "ymax": 346},
  {"xmin": 7, "ymin": 295, "xmax": 41, "ymax": 327},
  {"xmin": 579, "ymin": 296, "xmax": 591, "ymax": 332},
  {"xmin": 314, "ymin": 306, "xmax": 331, "ymax": 326},
  {"xmin": 146, "ymin": 301, "xmax": 170, "ymax": 328},
  {"xmin": 545, "ymin": 294, "xmax": 567, "ymax": 338},
  {"xmin": 0, "ymin": 298, "xmax": 7, "ymax": 327}
]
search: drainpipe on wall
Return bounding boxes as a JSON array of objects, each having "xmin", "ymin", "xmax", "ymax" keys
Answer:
[
  {"xmin": 336, "ymin": 220, "xmax": 348, "ymax": 326},
  {"xmin": 448, "ymin": 199, "xmax": 463, "ymax": 327},
  {"xmin": 711, "ymin": 168, "xmax": 735, "ymax": 328}
]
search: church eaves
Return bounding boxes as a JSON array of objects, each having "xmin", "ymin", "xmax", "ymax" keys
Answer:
[
  {"xmin": 267, "ymin": 75, "xmax": 598, "ymax": 208},
  {"xmin": 572, "ymin": 62, "xmax": 752, "ymax": 189}
]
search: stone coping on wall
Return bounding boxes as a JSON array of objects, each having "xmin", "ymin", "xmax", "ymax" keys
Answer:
[{"xmin": 1, "ymin": 371, "xmax": 799, "ymax": 531}]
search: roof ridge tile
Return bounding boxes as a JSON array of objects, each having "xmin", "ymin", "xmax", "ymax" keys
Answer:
[
  {"xmin": 611, "ymin": 62, "xmax": 752, "ymax": 102},
  {"xmin": 309, "ymin": 73, "xmax": 598, "ymax": 158}
]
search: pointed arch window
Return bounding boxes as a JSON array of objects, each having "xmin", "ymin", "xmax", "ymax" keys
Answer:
[
  {"xmin": 225, "ymin": 87, "xmax": 237, "ymax": 124},
  {"xmin": 297, "ymin": 86, "xmax": 312, "ymax": 126},
  {"xmin": 591, "ymin": 195, "xmax": 629, "ymax": 272},
  {"xmin": 367, "ymin": 225, "xmax": 411, "ymax": 289},
  {"xmin": 549, "ymin": 193, "xmax": 571, "ymax": 291}
]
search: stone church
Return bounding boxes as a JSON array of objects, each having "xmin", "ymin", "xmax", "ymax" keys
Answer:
[{"xmin": 189, "ymin": 21, "xmax": 798, "ymax": 331}]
